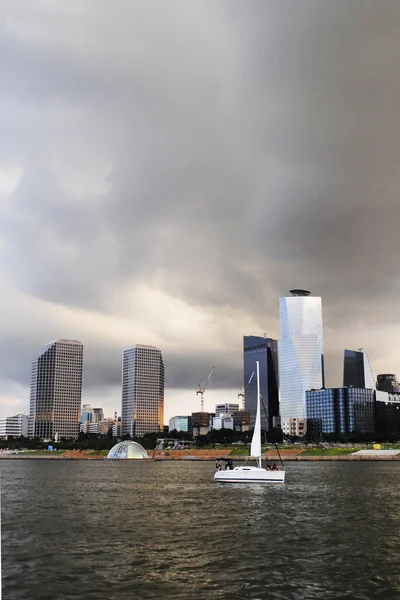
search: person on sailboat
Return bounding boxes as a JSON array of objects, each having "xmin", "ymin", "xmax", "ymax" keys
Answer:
[{"xmin": 215, "ymin": 460, "xmax": 221, "ymax": 471}]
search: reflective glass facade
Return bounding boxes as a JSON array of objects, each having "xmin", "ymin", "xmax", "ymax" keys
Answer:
[
  {"xmin": 343, "ymin": 349, "xmax": 375, "ymax": 389},
  {"xmin": 168, "ymin": 416, "xmax": 191, "ymax": 433},
  {"xmin": 243, "ymin": 336, "xmax": 279, "ymax": 430},
  {"xmin": 279, "ymin": 296, "xmax": 324, "ymax": 421},
  {"xmin": 306, "ymin": 387, "xmax": 375, "ymax": 434}
]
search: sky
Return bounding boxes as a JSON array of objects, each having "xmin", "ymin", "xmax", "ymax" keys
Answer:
[{"xmin": 1, "ymin": 0, "xmax": 400, "ymax": 423}]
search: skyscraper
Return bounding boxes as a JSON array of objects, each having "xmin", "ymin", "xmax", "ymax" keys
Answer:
[
  {"xmin": 279, "ymin": 290, "xmax": 324, "ymax": 422},
  {"xmin": 243, "ymin": 336, "xmax": 279, "ymax": 430},
  {"xmin": 343, "ymin": 349, "xmax": 375, "ymax": 389},
  {"xmin": 121, "ymin": 345, "xmax": 164, "ymax": 437},
  {"xmin": 29, "ymin": 339, "xmax": 83, "ymax": 439}
]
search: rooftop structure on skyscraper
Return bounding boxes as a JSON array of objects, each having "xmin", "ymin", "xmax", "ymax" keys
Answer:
[
  {"xmin": 290, "ymin": 289, "xmax": 311, "ymax": 296},
  {"xmin": 279, "ymin": 290, "xmax": 324, "ymax": 425}
]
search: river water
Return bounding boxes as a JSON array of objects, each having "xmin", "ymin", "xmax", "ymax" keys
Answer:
[{"xmin": 2, "ymin": 460, "xmax": 400, "ymax": 599}]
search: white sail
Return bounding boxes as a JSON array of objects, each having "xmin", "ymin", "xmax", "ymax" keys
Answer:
[{"xmin": 250, "ymin": 361, "xmax": 262, "ymax": 466}]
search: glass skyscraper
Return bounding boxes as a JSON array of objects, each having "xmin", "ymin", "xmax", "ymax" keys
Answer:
[
  {"xmin": 121, "ymin": 345, "xmax": 164, "ymax": 437},
  {"xmin": 343, "ymin": 349, "xmax": 375, "ymax": 389},
  {"xmin": 243, "ymin": 336, "xmax": 279, "ymax": 430},
  {"xmin": 279, "ymin": 290, "xmax": 324, "ymax": 422}
]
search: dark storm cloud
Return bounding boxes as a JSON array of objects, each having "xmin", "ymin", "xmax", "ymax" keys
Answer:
[{"xmin": 1, "ymin": 0, "xmax": 400, "ymax": 400}]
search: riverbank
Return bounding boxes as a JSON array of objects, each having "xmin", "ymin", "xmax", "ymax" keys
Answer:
[{"xmin": 2, "ymin": 449, "xmax": 400, "ymax": 461}]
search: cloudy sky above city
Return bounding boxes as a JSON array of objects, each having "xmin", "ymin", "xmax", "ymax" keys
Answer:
[{"xmin": 1, "ymin": 0, "xmax": 400, "ymax": 421}]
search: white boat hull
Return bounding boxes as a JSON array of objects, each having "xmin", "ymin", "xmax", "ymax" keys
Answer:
[{"xmin": 214, "ymin": 466, "xmax": 285, "ymax": 484}]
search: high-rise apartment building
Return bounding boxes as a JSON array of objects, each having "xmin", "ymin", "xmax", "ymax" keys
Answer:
[
  {"xmin": 279, "ymin": 290, "xmax": 324, "ymax": 422},
  {"xmin": 121, "ymin": 345, "xmax": 164, "ymax": 437},
  {"xmin": 29, "ymin": 339, "xmax": 83, "ymax": 440},
  {"xmin": 343, "ymin": 349, "xmax": 375, "ymax": 389},
  {"xmin": 243, "ymin": 336, "xmax": 279, "ymax": 430}
]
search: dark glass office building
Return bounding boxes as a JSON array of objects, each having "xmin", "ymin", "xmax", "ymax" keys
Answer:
[
  {"xmin": 343, "ymin": 349, "xmax": 375, "ymax": 389},
  {"xmin": 306, "ymin": 387, "xmax": 375, "ymax": 436},
  {"xmin": 243, "ymin": 336, "xmax": 279, "ymax": 431},
  {"xmin": 375, "ymin": 395, "xmax": 400, "ymax": 436},
  {"xmin": 376, "ymin": 374, "xmax": 399, "ymax": 393}
]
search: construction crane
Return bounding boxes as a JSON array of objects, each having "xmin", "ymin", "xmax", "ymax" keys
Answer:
[
  {"xmin": 238, "ymin": 386, "xmax": 245, "ymax": 410},
  {"xmin": 196, "ymin": 366, "xmax": 215, "ymax": 411}
]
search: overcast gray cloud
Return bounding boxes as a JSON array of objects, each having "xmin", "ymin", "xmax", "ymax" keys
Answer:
[{"xmin": 1, "ymin": 0, "xmax": 400, "ymax": 420}]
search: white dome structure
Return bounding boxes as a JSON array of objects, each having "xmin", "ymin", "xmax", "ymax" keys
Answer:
[{"xmin": 107, "ymin": 440, "xmax": 149, "ymax": 459}]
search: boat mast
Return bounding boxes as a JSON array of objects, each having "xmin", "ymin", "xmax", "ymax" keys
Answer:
[
  {"xmin": 256, "ymin": 360, "xmax": 261, "ymax": 468},
  {"xmin": 0, "ymin": 475, "xmax": 2, "ymax": 600}
]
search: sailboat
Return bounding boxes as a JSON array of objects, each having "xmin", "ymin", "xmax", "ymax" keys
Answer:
[{"xmin": 214, "ymin": 361, "xmax": 285, "ymax": 484}]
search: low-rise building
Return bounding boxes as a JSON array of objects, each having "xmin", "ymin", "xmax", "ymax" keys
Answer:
[
  {"xmin": 215, "ymin": 403, "xmax": 239, "ymax": 415},
  {"xmin": 191, "ymin": 412, "xmax": 210, "ymax": 436},
  {"xmin": 233, "ymin": 410, "xmax": 251, "ymax": 432},
  {"xmin": 168, "ymin": 415, "xmax": 191, "ymax": 433},
  {"xmin": 306, "ymin": 387, "xmax": 375, "ymax": 436},
  {"xmin": 282, "ymin": 417, "xmax": 307, "ymax": 437},
  {"xmin": 0, "ymin": 414, "xmax": 29, "ymax": 438},
  {"xmin": 213, "ymin": 413, "xmax": 234, "ymax": 430}
]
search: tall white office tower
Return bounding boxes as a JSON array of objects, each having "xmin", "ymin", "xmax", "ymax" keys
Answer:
[
  {"xmin": 29, "ymin": 339, "xmax": 83, "ymax": 439},
  {"xmin": 279, "ymin": 290, "xmax": 324, "ymax": 422},
  {"xmin": 121, "ymin": 345, "xmax": 164, "ymax": 437}
]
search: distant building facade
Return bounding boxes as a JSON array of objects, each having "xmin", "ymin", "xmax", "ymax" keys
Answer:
[
  {"xmin": 343, "ymin": 349, "xmax": 375, "ymax": 389},
  {"xmin": 191, "ymin": 412, "xmax": 210, "ymax": 437},
  {"xmin": 121, "ymin": 345, "xmax": 164, "ymax": 437},
  {"xmin": 282, "ymin": 418, "xmax": 306, "ymax": 438},
  {"xmin": 375, "ymin": 392, "xmax": 400, "ymax": 435},
  {"xmin": 215, "ymin": 403, "xmax": 239, "ymax": 415},
  {"xmin": 232, "ymin": 410, "xmax": 251, "ymax": 432},
  {"xmin": 243, "ymin": 335, "xmax": 279, "ymax": 431},
  {"xmin": 213, "ymin": 413, "xmax": 234, "ymax": 430},
  {"xmin": 279, "ymin": 290, "xmax": 324, "ymax": 423},
  {"xmin": 168, "ymin": 416, "xmax": 191, "ymax": 433},
  {"xmin": 306, "ymin": 387, "xmax": 375, "ymax": 436},
  {"xmin": 29, "ymin": 339, "xmax": 83, "ymax": 440},
  {"xmin": 93, "ymin": 408, "xmax": 104, "ymax": 423},
  {"xmin": 376, "ymin": 374, "xmax": 400, "ymax": 394},
  {"xmin": 0, "ymin": 414, "xmax": 29, "ymax": 438}
]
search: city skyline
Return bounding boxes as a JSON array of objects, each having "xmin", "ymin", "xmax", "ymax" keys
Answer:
[
  {"xmin": 5, "ymin": 320, "xmax": 394, "ymax": 427},
  {"xmin": 2, "ymin": 2, "xmax": 400, "ymax": 423}
]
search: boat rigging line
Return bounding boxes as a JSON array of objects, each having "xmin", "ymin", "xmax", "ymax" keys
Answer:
[{"xmin": 259, "ymin": 393, "xmax": 285, "ymax": 470}]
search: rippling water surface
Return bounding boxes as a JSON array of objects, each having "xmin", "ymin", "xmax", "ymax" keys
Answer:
[{"xmin": 2, "ymin": 460, "xmax": 400, "ymax": 599}]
